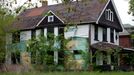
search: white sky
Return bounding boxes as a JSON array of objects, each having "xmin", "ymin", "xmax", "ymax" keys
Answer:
[
  {"xmin": 114, "ymin": 0, "xmax": 134, "ymax": 25},
  {"xmin": 14, "ymin": 0, "xmax": 134, "ymax": 25}
]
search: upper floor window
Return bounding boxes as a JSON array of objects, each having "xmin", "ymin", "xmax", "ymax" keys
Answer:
[
  {"xmin": 110, "ymin": 28, "xmax": 114, "ymax": 43},
  {"xmin": 105, "ymin": 9, "xmax": 114, "ymax": 22},
  {"xmin": 48, "ymin": 15, "xmax": 54, "ymax": 22},
  {"xmin": 103, "ymin": 28, "xmax": 107, "ymax": 42},
  {"xmin": 94, "ymin": 25, "xmax": 98, "ymax": 41}
]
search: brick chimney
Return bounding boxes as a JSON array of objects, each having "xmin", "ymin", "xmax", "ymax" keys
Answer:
[{"xmin": 42, "ymin": 0, "xmax": 48, "ymax": 6}]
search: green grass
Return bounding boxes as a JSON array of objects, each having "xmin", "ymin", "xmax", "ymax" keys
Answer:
[{"xmin": 0, "ymin": 72, "xmax": 134, "ymax": 75}]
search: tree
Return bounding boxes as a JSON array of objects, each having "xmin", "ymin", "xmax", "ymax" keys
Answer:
[
  {"xmin": 0, "ymin": 6, "xmax": 15, "ymax": 64},
  {"xmin": 129, "ymin": 0, "xmax": 134, "ymax": 16}
]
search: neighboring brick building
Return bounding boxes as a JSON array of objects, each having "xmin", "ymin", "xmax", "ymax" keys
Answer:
[
  {"xmin": 119, "ymin": 24, "xmax": 134, "ymax": 49},
  {"xmin": 119, "ymin": 29, "xmax": 131, "ymax": 48},
  {"xmin": 119, "ymin": 24, "xmax": 134, "ymax": 70}
]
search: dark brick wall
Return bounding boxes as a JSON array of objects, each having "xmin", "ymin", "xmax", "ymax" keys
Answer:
[{"xmin": 119, "ymin": 35, "xmax": 132, "ymax": 48}]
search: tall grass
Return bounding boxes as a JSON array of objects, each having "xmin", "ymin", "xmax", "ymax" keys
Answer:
[{"xmin": 0, "ymin": 72, "xmax": 134, "ymax": 75}]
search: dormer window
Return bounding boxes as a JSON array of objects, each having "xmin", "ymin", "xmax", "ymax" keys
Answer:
[
  {"xmin": 105, "ymin": 9, "xmax": 114, "ymax": 22},
  {"xmin": 48, "ymin": 15, "xmax": 54, "ymax": 22}
]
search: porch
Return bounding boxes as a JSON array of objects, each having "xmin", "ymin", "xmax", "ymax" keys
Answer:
[{"xmin": 90, "ymin": 42, "xmax": 122, "ymax": 71}]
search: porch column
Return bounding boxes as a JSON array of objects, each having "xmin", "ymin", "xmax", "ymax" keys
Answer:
[
  {"xmin": 5, "ymin": 33, "xmax": 12, "ymax": 65},
  {"xmin": 96, "ymin": 52, "xmax": 103, "ymax": 65},
  {"xmin": 107, "ymin": 54, "xmax": 111, "ymax": 65},
  {"xmin": 118, "ymin": 54, "xmax": 120, "ymax": 66},
  {"xmin": 36, "ymin": 29, "xmax": 41, "ymax": 39},
  {"xmin": 54, "ymin": 27, "xmax": 58, "ymax": 65},
  {"xmin": 44, "ymin": 28, "xmax": 47, "ymax": 37}
]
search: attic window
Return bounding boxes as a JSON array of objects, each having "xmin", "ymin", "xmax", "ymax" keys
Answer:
[
  {"xmin": 105, "ymin": 9, "xmax": 114, "ymax": 22},
  {"xmin": 48, "ymin": 15, "xmax": 54, "ymax": 22}
]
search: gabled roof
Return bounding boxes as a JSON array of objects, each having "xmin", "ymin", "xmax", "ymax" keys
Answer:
[{"xmin": 12, "ymin": 0, "xmax": 112, "ymax": 30}]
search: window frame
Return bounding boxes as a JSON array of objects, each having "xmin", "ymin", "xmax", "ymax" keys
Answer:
[
  {"xmin": 105, "ymin": 9, "xmax": 114, "ymax": 22},
  {"xmin": 48, "ymin": 15, "xmax": 54, "ymax": 22}
]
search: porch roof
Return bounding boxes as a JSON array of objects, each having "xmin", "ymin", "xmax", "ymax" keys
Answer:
[
  {"xmin": 120, "ymin": 48, "xmax": 134, "ymax": 53},
  {"xmin": 91, "ymin": 42, "xmax": 122, "ymax": 52}
]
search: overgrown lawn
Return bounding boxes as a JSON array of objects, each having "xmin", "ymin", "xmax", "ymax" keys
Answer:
[{"xmin": 0, "ymin": 72, "xmax": 134, "ymax": 75}]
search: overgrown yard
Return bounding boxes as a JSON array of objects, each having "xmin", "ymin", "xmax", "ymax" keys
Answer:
[{"xmin": 0, "ymin": 72, "xmax": 134, "ymax": 75}]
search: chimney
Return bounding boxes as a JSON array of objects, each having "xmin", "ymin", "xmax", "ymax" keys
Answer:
[{"xmin": 42, "ymin": 0, "xmax": 48, "ymax": 6}]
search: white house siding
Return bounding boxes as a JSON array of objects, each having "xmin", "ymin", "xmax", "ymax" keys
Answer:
[
  {"xmin": 64, "ymin": 25, "xmax": 90, "ymax": 38},
  {"xmin": 90, "ymin": 24, "xmax": 119, "ymax": 45},
  {"xmin": 54, "ymin": 27, "xmax": 58, "ymax": 36},
  {"xmin": 36, "ymin": 29, "xmax": 41, "ymax": 38},
  {"xmin": 54, "ymin": 27, "xmax": 58, "ymax": 65},
  {"xmin": 20, "ymin": 31, "xmax": 31, "ymax": 41},
  {"xmin": 6, "ymin": 33, "xmax": 12, "ymax": 44},
  {"xmin": 107, "ymin": 28, "xmax": 111, "ymax": 43},
  {"xmin": 44, "ymin": 28, "xmax": 47, "ymax": 37},
  {"xmin": 90, "ymin": 25, "xmax": 103, "ymax": 45}
]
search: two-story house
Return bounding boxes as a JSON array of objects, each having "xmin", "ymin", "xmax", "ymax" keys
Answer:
[{"xmin": 7, "ymin": 0, "xmax": 123, "ymax": 67}]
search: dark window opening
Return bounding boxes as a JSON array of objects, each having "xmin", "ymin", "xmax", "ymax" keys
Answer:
[
  {"xmin": 58, "ymin": 27, "xmax": 64, "ymax": 49},
  {"xmin": 74, "ymin": 50, "xmax": 81, "ymax": 55},
  {"xmin": 110, "ymin": 28, "xmax": 114, "ymax": 43},
  {"xmin": 47, "ymin": 27, "xmax": 54, "ymax": 39},
  {"xmin": 73, "ymin": 50, "xmax": 82, "ymax": 60},
  {"xmin": 94, "ymin": 25, "xmax": 98, "ymax": 41},
  {"xmin": 12, "ymin": 32, "xmax": 20, "ymax": 43},
  {"xmin": 11, "ymin": 52, "xmax": 20, "ymax": 64},
  {"xmin": 58, "ymin": 27, "xmax": 64, "ymax": 35},
  {"xmin": 116, "ymin": 34, "xmax": 118, "ymax": 40},
  {"xmin": 46, "ymin": 51, "xmax": 54, "ymax": 65},
  {"xmin": 31, "ymin": 30, "xmax": 36, "ymax": 39},
  {"xmin": 41, "ymin": 29, "xmax": 44, "ymax": 37},
  {"xmin": 103, "ymin": 28, "xmax": 107, "ymax": 42},
  {"xmin": 58, "ymin": 51, "xmax": 64, "ymax": 65}
]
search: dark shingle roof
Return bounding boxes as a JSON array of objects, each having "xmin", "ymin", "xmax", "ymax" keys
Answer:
[{"xmin": 12, "ymin": 0, "xmax": 108, "ymax": 30}]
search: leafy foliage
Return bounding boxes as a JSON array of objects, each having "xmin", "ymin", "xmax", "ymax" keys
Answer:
[
  {"xmin": 129, "ymin": 0, "xmax": 134, "ymax": 16},
  {"xmin": 27, "ymin": 34, "xmax": 70, "ymax": 71},
  {"xmin": 0, "ymin": 6, "xmax": 15, "ymax": 64}
]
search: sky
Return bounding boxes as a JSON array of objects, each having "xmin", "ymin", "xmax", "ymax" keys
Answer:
[
  {"xmin": 114, "ymin": 0, "xmax": 134, "ymax": 25},
  {"xmin": 14, "ymin": 0, "xmax": 134, "ymax": 25}
]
